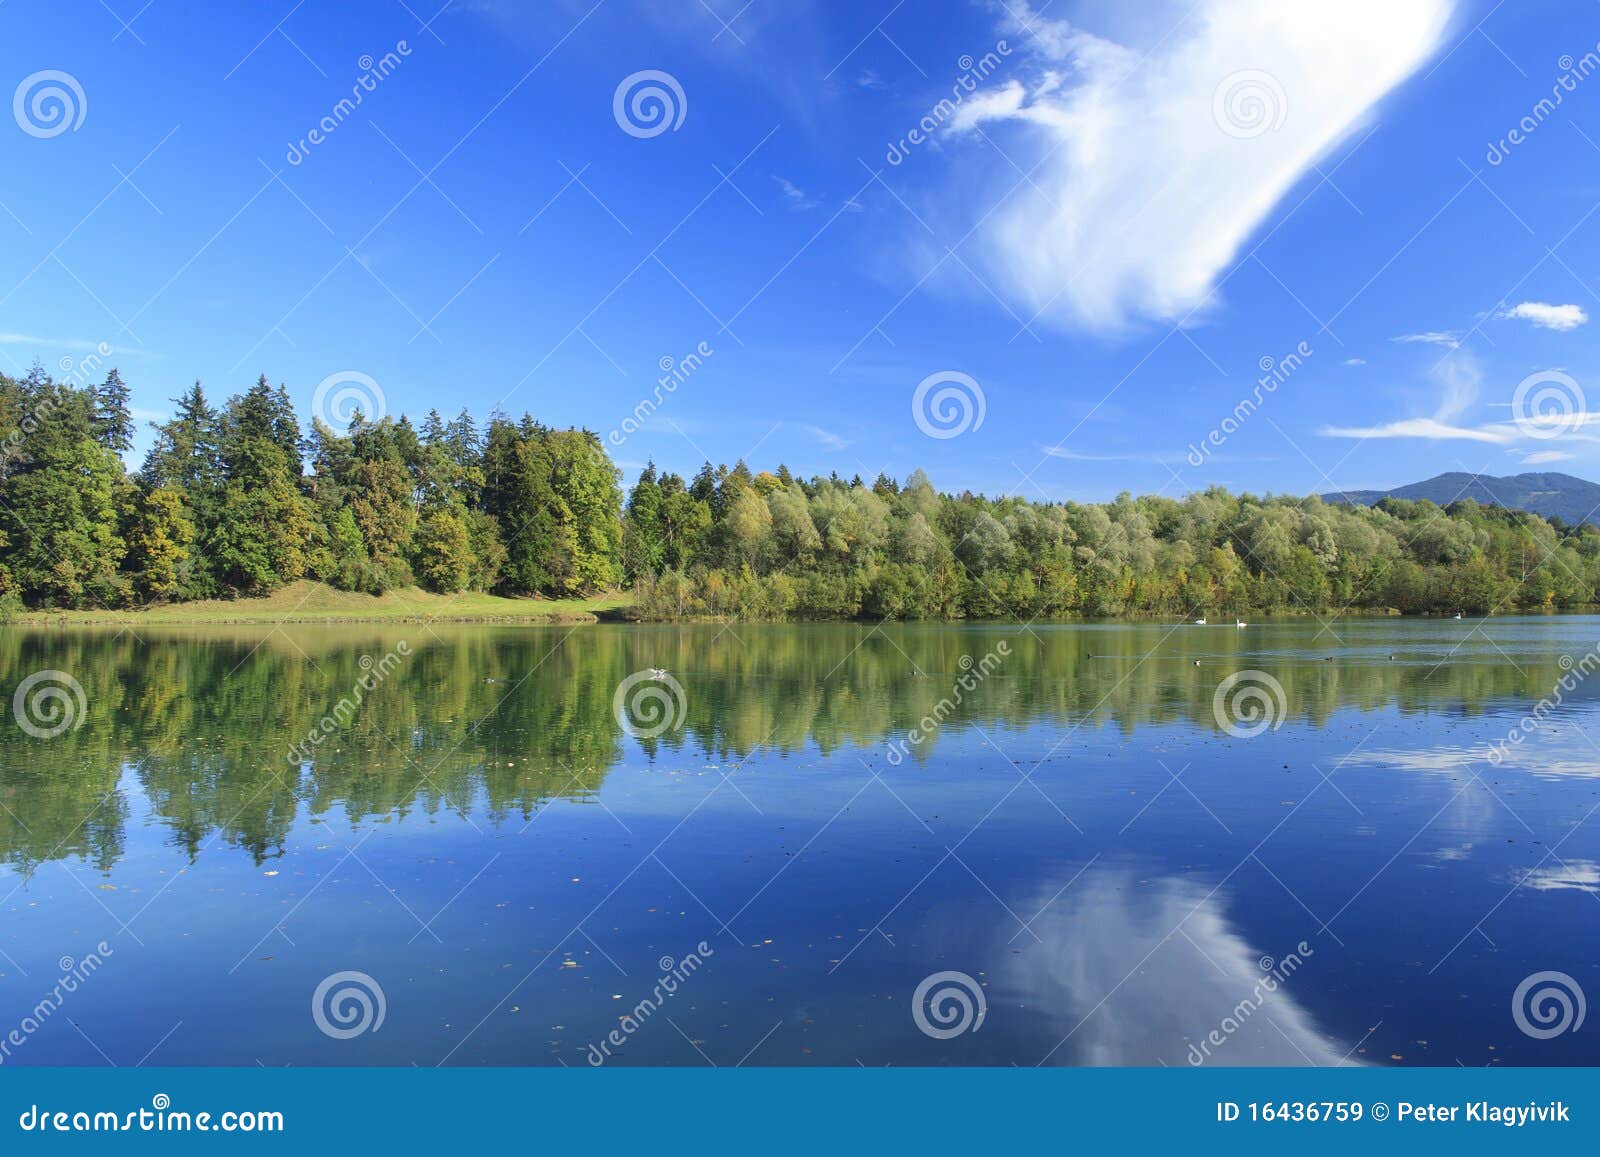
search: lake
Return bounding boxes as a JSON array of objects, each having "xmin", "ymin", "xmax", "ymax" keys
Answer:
[{"xmin": 0, "ymin": 617, "xmax": 1597, "ymax": 1067}]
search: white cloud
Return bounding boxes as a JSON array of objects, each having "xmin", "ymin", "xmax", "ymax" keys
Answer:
[
  {"xmin": 773, "ymin": 175, "xmax": 819, "ymax": 210},
  {"xmin": 1320, "ymin": 350, "xmax": 1529, "ymax": 444},
  {"xmin": 942, "ymin": 0, "xmax": 1453, "ymax": 330},
  {"xmin": 1341, "ymin": 357, "xmax": 1366, "ymax": 366},
  {"xmin": 1503, "ymin": 301, "xmax": 1589, "ymax": 331},
  {"xmin": 1320, "ymin": 417, "xmax": 1509, "ymax": 442},
  {"xmin": 1390, "ymin": 331, "xmax": 1460, "ymax": 349},
  {"xmin": 1522, "ymin": 449, "xmax": 1576, "ymax": 464},
  {"xmin": 1041, "ymin": 445, "xmax": 1181, "ymax": 463},
  {"xmin": 0, "ymin": 332, "xmax": 110, "ymax": 351},
  {"xmin": 801, "ymin": 423, "xmax": 847, "ymax": 450}
]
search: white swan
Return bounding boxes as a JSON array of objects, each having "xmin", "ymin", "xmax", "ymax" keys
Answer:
[
  {"xmin": 1235, "ymin": 619, "xmax": 1247, "ymax": 628},
  {"xmin": 1193, "ymin": 617, "xmax": 1206, "ymax": 625}
]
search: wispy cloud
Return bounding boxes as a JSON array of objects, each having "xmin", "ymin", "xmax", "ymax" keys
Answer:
[
  {"xmin": 1322, "ymin": 350, "xmax": 1507, "ymax": 442},
  {"xmin": 801, "ymin": 423, "xmax": 847, "ymax": 450},
  {"xmin": 940, "ymin": 0, "xmax": 1452, "ymax": 330},
  {"xmin": 1341, "ymin": 357, "xmax": 1366, "ymax": 366},
  {"xmin": 0, "ymin": 332, "xmax": 112, "ymax": 352},
  {"xmin": 1325, "ymin": 346, "xmax": 1600, "ymax": 449},
  {"xmin": 1320, "ymin": 416, "xmax": 1508, "ymax": 442},
  {"xmin": 1390, "ymin": 331, "xmax": 1460, "ymax": 349},
  {"xmin": 773, "ymin": 175, "xmax": 820, "ymax": 211},
  {"xmin": 1502, "ymin": 301, "xmax": 1589, "ymax": 331},
  {"xmin": 1041, "ymin": 445, "xmax": 1183, "ymax": 464}
]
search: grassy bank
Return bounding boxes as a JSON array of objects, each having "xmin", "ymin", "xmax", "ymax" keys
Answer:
[{"xmin": 11, "ymin": 580, "xmax": 635, "ymax": 625}]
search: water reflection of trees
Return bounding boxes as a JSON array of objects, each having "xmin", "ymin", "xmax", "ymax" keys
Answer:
[{"xmin": 0, "ymin": 622, "xmax": 1581, "ymax": 874}]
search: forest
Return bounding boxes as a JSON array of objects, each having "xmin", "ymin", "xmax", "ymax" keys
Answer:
[{"xmin": 2, "ymin": 364, "xmax": 1599, "ymax": 619}]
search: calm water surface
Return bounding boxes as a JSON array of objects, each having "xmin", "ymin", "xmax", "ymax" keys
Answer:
[{"xmin": 1, "ymin": 618, "xmax": 1598, "ymax": 1067}]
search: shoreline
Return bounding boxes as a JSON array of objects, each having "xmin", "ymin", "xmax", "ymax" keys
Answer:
[
  {"xmin": 11, "ymin": 600, "xmax": 1598, "ymax": 629},
  {"xmin": 1, "ymin": 580, "xmax": 634, "ymax": 627}
]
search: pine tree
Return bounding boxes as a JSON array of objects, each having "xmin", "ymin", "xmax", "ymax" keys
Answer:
[{"xmin": 93, "ymin": 368, "xmax": 134, "ymax": 454}]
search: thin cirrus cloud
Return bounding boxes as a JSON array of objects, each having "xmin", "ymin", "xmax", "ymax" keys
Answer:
[
  {"xmin": 1321, "ymin": 347, "xmax": 1600, "ymax": 451},
  {"xmin": 1502, "ymin": 301, "xmax": 1589, "ymax": 331},
  {"xmin": 1390, "ymin": 331, "xmax": 1460, "ymax": 348},
  {"xmin": 1040, "ymin": 445, "xmax": 1185, "ymax": 464},
  {"xmin": 942, "ymin": 0, "xmax": 1454, "ymax": 331},
  {"xmin": 1319, "ymin": 416, "xmax": 1508, "ymax": 443},
  {"xmin": 799, "ymin": 423, "xmax": 848, "ymax": 451},
  {"xmin": 1322, "ymin": 350, "xmax": 1510, "ymax": 443}
]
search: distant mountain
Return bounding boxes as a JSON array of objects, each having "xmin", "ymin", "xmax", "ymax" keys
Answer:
[{"xmin": 1322, "ymin": 472, "xmax": 1600, "ymax": 526}]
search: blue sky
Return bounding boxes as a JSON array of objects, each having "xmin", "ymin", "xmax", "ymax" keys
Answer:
[{"xmin": 4, "ymin": 0, "xmax": 1600, "ymax": 501}]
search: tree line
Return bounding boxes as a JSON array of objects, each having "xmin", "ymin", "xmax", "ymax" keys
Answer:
[{"xmin": 2, "ymin": 364, "xmax": 1599, "ymax": 618}]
